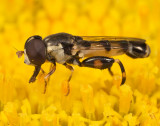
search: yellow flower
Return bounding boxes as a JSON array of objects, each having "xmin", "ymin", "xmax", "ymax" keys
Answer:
[{"xmin": 0, "ymin": 0, "xmax": 160, "ymax": 125}]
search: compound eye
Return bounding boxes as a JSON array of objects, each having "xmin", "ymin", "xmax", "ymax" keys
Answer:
[{"xmin": 25, "ymin": 36, "xmax": 46, "ymax": 66}]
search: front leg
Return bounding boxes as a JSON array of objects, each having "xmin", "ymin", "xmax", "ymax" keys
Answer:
[
  {"xmin": 29, "ymin": 65, "xmax": 41, "ymax": 83},
  {"xmin": 80, "ymin": 56, "xmax": 126, "ymax": 85}
]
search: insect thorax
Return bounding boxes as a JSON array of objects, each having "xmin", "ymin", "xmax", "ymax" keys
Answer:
[{"xmin": 43, "ymin": 33, "xmax": 76, "ymax": 64}]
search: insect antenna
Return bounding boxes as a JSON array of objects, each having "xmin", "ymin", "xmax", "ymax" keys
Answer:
[{"xmin": 12, "ymin": 46, "xmax": 24, "ymax": 58}]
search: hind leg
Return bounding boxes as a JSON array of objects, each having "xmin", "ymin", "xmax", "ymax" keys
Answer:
[
  {"xmin": 108, "ymin": 67, "xmax": 114, "ymax": 76},
  {"xmin": 79, "ymin": 56, "xmax": 126, "ymax": 85}
]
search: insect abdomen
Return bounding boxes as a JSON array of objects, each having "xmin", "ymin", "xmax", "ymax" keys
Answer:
[{"xmin": 126, "ymin": 42, "xmax": 150, "ymax": 58}]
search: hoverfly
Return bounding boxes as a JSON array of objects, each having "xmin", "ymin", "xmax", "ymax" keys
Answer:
[{"xmin": 16, "ymin": 33, "xmax": 150, "ymax": 94}]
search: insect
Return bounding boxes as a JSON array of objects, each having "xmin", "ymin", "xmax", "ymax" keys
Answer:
[{"xmin": 16, "ymin": 33, "xmax": 150, "ymax": 94}]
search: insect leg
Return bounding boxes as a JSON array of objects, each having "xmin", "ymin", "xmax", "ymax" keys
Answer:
[
  {"xmin": 41, "ymin": 68, "xmax": 46, "ymax": 74},
  {"xmin": 44, "ymin": 64, "xmax": 56, "ymax": 80},
  {"xmin": 43, "ymin": 62, "xmax": 56, "ymax": 93},
  {"xmin": 63, "ymin": 63, "xmax": 74, "ymax": 96},
  {"xmin": 29, "ymin": 65, "xmax": 41, "ymax": 83},
  {"xmin": 108, "ymin": 67, "xmax": 113, "ymax": 76},
  {"xmin": 80, "ymin": 56, "xmax": 126, "ymax": 85},
  {"xmin": 114, "ymin": 59, "xmax": 126, "ymax": 85}
]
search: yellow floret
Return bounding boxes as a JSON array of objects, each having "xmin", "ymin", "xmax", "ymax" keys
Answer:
[{"xmin": 0, "ymin": 0, "xmax": 160, "ymax": 125}]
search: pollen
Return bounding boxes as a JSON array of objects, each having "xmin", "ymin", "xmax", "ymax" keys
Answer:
[{"xmin": 0, "ymin": 0, "xmax": 160, "ymax": 126}]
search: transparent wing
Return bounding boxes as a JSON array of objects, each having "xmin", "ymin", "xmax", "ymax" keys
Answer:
[
  {"xmin": 74, "ymin": 36, "xmax": 146, "ymax": 50},
  {"xmin": 81, "ymin": 36, "xmax": 146, "ymax": 42},
  {"xmin": 73, "ymin": 36, "xmax": 146, "ymax": 57}
]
